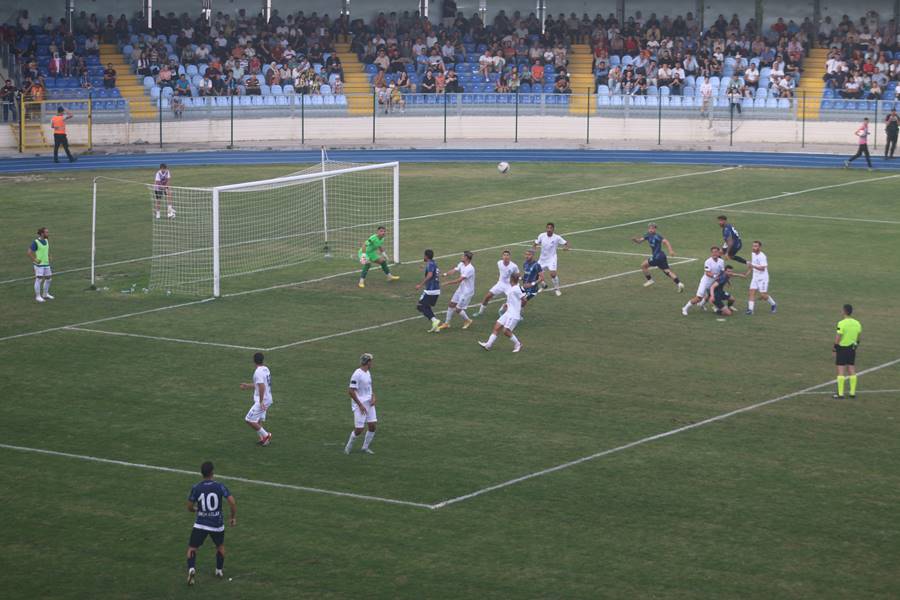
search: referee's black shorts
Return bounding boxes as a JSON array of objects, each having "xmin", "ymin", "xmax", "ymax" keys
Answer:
[{"xmin": 835, "ymin": 346, "xmax": 857, "ymax": 366}]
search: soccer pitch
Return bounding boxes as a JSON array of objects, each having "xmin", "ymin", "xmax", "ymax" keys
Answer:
[{"xmin": 1, "ymin": 162, "xmax": 899, "ymax": 599}]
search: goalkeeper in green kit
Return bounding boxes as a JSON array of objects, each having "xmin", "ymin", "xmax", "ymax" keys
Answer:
[{"xmin": 358, "ymin": 226, "xmax": 400, "ymax": 288}]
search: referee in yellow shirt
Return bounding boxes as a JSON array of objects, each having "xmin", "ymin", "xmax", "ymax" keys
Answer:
[{"xmin": 833, "ymin": 304, "xmax": 862, "ymax": 399}]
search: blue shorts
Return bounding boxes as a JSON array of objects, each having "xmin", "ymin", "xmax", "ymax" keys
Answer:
[{"xmin": 648, "ymin": 254, "xmax": 670, "ymax": 270}]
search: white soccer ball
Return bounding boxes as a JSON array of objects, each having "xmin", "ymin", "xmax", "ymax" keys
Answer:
[{"xmin": 497, "ymin": 161, "xmax": 510, "ymax": 174}]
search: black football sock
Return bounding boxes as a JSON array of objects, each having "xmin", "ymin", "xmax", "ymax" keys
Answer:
[
  {"xmin": 188, "ymin": 551, "xmax": 196, "ymax": 570},
  {"xmin": 216, "ymin": 551, "xmax": 224, "ymax": 570}
]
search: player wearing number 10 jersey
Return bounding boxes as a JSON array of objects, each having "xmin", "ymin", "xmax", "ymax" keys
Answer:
[{"xmin": 186, "ymin": 461, "xmax": 236, "ymax": 585}]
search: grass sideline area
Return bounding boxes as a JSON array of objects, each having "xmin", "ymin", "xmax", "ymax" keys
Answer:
[{"xmin": 1, "ymin": 162, "xmax": 899, "ymax": 599}]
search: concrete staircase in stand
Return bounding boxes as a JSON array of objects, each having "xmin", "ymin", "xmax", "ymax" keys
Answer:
[
  {"xmin": 335, "ymin": 42, "xmax": 373, "ymax": 115},
  {"xmin": 796, "ymin": 47, "xmax": 829, "ymax": 120},
  {"xmin": 100, "ymin": 43, "xmax": 157, "ymax": 120},
  {"xmin": 568, "ymin": 43, "xmax": 596, "ymax": 115}
]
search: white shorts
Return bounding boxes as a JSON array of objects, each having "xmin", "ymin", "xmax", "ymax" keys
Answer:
[
  {"xmin": 489, "ymin": 282, "xmax": 509, "ymax": 296},
  {"xmin": 33, "ymin": 265, "xmax": 52, "ymax": 277},
  {"xmin": 497, "ymin": 312, "xmax": 520, "ymax": 331},
  {"xmin": 450, "ymin": 289, "xmax": 474, "ymax": 309},
  {"xmin": 750, "ymin": 277, "xmax": 769, "ymax": 293},
  {"xmin": 538, "ymin": 257, "xmax": 557, "ymax": 272},
  {"xmin": 244, "ymin": 401, "xmax": 272, "ymax": 423},
  {"xmin": 695, "ymin": 276, "xmax": 714, "ymax": 298},
  {"xmin": 353, "ymin": 401, "xmax": 377, "ymax": 428}
]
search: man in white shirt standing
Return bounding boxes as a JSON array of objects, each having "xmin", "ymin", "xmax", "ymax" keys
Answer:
[
  {"xmin": 439, "ymin": 251, "xmax": 476, "ymax": 330},
  {"xmin": 240, "ymin": 353, "xmax": 273, "ymax": 446},
  {"xmin": 153, "ymin": 163, "xmax": 175, "ymax": 219},
  {"xmin": 476, "ymin": 250, "xmax": 519, "ymax": 316},
  {"xmin": 682, "ymin": 246, "xmax": 724, "ymax": 315},
  {"xmin": 699, "ymin": 75, "xmax": 714, "ymax": 119},
  {"xmin": 478, "ymin": 272, "xmax": 524, "ymax": 353},
  {"xmin": 344, "ymin": 353, "xmax": 377, "ymax": 455},
  {"xmin": 746, "ymin": 240, "xmax": 777, "ymax": 315},
  {"xmin": 533, "ymin": 222, "xmax": 569, "ymax": 296}
]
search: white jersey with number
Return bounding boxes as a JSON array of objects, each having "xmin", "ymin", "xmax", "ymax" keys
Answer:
[
  {"xmin": 349, "ymin": 368, "xmax": 373, "ymax": 408},
  {"xmin": 456, "ymin": 262, "xmax": 476, "ymax": 296},
  {"xmin": 534, "ymin": 232, "xmax": 567, "ymax": 268},
  {"xmin": 252, "ymin": 366, "xmax": 273, "ymax": 405},
  {"xmin": 697, "ymin": 256, "xmax": 724, "ymax": 296}
]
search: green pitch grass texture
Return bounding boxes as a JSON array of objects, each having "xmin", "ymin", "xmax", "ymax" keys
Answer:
[{"xmin": 1, "ymin": 163, "xmax": 898, "ymax": 599}]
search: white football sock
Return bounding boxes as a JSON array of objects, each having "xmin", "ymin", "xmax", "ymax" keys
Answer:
[
  {"xmin": 683, "ymin": 301, "xmax": 693, "ymax": 311},
  {"xmin": 345, "ymin": 431, "xmax": 358, "ymax": 451},
  {"xmin": 552, "ymin": 276, "xmax": 560, "ymax": 289},
  {"xmin": 257, "ymin": 427, "xmax": 268, "ymax": 438},
  {"xmin": 767, "ymin": 296, "xmax": 776, "ymax": 306},
  {"xmin": 486, "ymin": 333, "xmax": 497, "ymax": 348},
  {"xmin": 362, "ymin": 430, "xmax": 375, "ymax": 449},
  {"xmin": 698, "ymin": 298, "xmax": 706, "ymax": 307},
  {"xmin": 509, "ymin": 334, "xmax": 520, "ymax": 346},
  {"xmin": 43, "ymin": 279, "xmax": 51, "ymax": 295},
  {"xmin": 445, "ymin": 310, "xmax": 454, "ymax": 324},
  {"xmin": 477, "ymin": 303, "xmax": 486, "ymax": 315},
  {"xmin": 34, "ymin": 279, "xmax": 42, "ymax": 297},
  {"xmin": 748, "ymin": 301, "xmax": 755, "ymax": 311},
  {"xmin": 459, "ymin": 310, "xmax": 470, "ymax": 321}
]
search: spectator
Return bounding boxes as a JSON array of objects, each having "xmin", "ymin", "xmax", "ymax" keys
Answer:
[
  {"xmin": 530, "ymin": 59, "xmax": 545, "ymax": 85},
  {"xmin": 1, "ymin": 80, "xmax": 17, "ymax": 123},
  {"xmin": 174, "ymin": 74, "xmax": 191, "ymax": 96},
  {"xmin": 103, "ymin": 63, "xmax": 117, "ymax": 89},
  {"xmin": 157, "ymin": 64, "xmax": 174, "ymax": 88},
  {"xmin": 198, "ymin": 74, "xmax": 213, "ymax": 97},
  {"xmin": 245, "ymin": 74, "xmax": 261, "ymax": 95},
  {"xmin": 479, "ymin": 49, "xmax": 494, "ymax": 81},
  {"xmin": 396, "ymin": 70, "xmax": 415, "ymax": 94},
  {"xmin": 444, "ymin": 69, "xmax": 461, "ymax": 93},
  {"xmin": 726, "ymin": 74, "xmax": 743, "ymax": 114},
  {"xmin": 421, "ymin": 70, "xmax": 437, "ymax": 93},
  {"xmin": 388, "ymin": 82, "xmax": 404, "ymax": 113},
  {"xmin": 48, "ymin": 53, "xmax": 65, "ymax": 79},
  {"xmin": 495, "ymin": 72, "xmax": 510, "ymax": 93},
  {"xmin": 171, "ymin": 95, "xmax": 184, "ymax": 120}
]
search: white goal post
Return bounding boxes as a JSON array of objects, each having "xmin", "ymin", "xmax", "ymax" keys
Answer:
[{"xmin": 90, "ymin": 157, "xmax": 400, "ymax": 298}]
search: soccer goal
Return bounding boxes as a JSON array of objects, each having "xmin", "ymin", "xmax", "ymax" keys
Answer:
[{"xmin": 91, "ymin": 152, "xmax": 400, "ymax": 297}]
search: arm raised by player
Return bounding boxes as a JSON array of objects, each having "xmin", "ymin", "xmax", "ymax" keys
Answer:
[
  {"xmin": 662, "ymin": 237, "xmax": 676, "ymax": 257},
  {"xmin": 348, "ymin": 386, "xmax": 368, "ymax": 415}
]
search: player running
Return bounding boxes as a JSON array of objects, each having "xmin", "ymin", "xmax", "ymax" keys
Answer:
[
  {"xmin": 415, "ymin": 249, "xmax": 442, "ymax": 332},
  {"xmin": 186, "ymin": 461, "xmax": 236, "ymax": 585},
  {"xmin": 708, "ymin": 265, "xmax": 747, "ymax": 316},
  {"xmin": 478, "ymin": 272, "xmax": 524, "ymax": 353},
  {"xmin": 239, "ymin": 352, "xmax": 273, "ymax": 446},
  {"xmin": 746, "ymin": 240, "xmax": 777, "ymax": 315},
  {"xmin": 520, "ymin": 248, "xmax": 544, "ymax": 311},
  {"xmin": 358, "ymin": 226, "xmax": 400, "ymax": 288},
  {"xmin": 682, "ymin": 246, "xmax": 724, "ymax": 315},
  {"xmin": 27, "ymin": 227, "xmax": 53, "ymax": 303},
  {"xmin": 154, "ymin": 163, "xmax": 175, "ymax": 219},
  {"xmin": 717, "ymin": 215, "xmax": 747, "ymax": 264},
  {"xmin": 533, "ymin": 222, "xmax": 569, "ymax": 296},
  {"xmin": 476, "ymin": 250, "xmax": 519, "ymax": 316},
  {"xmin": 631, "ymin": 223, "xmax": 684, "ymax": 292},
  {"xmin": 438, "ymin": 250, "xmax": 476, "ymax": 330},
  {"xmin": 344, "ymin": 353, "xmax": 378, "ymax": 454}
]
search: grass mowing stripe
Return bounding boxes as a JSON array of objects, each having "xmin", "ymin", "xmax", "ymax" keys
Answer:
[
  {"xmin": 712, "ymin": 208, "xmax": 900, "ymax": 226},
  {"xmin": 0, "ymin": 443, "xmax": 435, "ymax": 510},
  {"xmin": 0, "ymin": 167, "xmax": 731, "ymax": 287},
  {"xmin": 431, "ymin": 356, "xmax": 900, "ymax": 509},
  {"xmin": 64, "ymin": 326, "xmax": 262, "ymax": 351}
]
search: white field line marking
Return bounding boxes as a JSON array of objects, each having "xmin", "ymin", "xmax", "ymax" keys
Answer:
[
  {"xmin": 431, "ymin": 356, "xmax": 900, "ymax": 510},
  {"xmin": 264, "ymin": 260, "xmax": 694, "ymax": 352},
  {"xmin": 0, "ymin": 167, "xmax": 731, "ymax": 287},
  {"xmin": 799, "ymin": 389, "xmax": 900, "ymax": 395},
  {"xmin": 712, "ymin": 208, "xmax": 900, "ymax": 226},
  {"xmin": 64, "ymin": 326, "xmax": 262, "ymax": 351},
  {"xmin": 405, "ymin": 173, "xmax": 900, "ymax": 267},
  {"xmin": 0, "ymin": 443, "xmax": 433, "ymax": 510},
  {"xmin": 0, "ymin": 298, "xmax": 215, "ymax": 344}
]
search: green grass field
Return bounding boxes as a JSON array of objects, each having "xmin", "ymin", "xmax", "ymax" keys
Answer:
[{"xmin": 1, "ymin": 162, "xmax": 899, "ymax": 599}]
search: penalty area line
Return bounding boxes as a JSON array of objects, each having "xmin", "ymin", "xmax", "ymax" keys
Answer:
[
  {"xmin": 0, "ymin": 443, "xmax": 434, "ymax": 510},
  {"xmin": 64, "ymin": 326, "xmax": 262, "ymax": 351},
  {"xmin": 430, "ymin": 356, "xmax": 900, "ymax": 510}
]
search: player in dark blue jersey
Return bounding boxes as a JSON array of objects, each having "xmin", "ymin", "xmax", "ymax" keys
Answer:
[
  {"xmin": 520, "ymin": 249, "xmax": 544, "ymax": 310},
  {"xmin": 186, "ymin": 461, "xmax": 236, "ymax": 585},
  {"xmin": 708, "ymin": 265, "xmax": 747, "ymax": 316},
  {"xmin": 631, "ymin": 223, "xmax": 685, "ymax": 292},
  {"xmin": 415, "ymin": 249, "xmax": 442, "ymax": 333},
  {"xmin": 717, "ymin": 215, "xmax": 747, "ymax": 264}
]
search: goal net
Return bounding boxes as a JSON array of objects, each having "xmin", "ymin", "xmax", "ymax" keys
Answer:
[{"xmin": 91, "ymin": 156, "xmax": 399, "ymax": 297}]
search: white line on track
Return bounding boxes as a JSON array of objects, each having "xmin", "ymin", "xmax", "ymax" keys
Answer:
[
  {"xmin": 0, "ymin": 443, "xmax": 433, "ymax": 510},
  {"xmin": 430, "ymin": 356, "xmax": 900, "ymax": 509},
  {"xmin": 0, "ymin": 167, "xmax": 732, "ymax": 287},
  {"xmin": 64, "ymin": 326, "xmax": 263, "ymax": 351},
  {"xmin": 264, "ymin": 260, "xmax": 695, "ymax": 352},
  {"xmin": 712, "ymin": 208, "xmax": 900, "ymax": 225}
]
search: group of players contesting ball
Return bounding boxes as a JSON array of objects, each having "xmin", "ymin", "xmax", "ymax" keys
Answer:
[{"xmin": 22, "ymin": 164, "xmax": 864, "ymax": 584}]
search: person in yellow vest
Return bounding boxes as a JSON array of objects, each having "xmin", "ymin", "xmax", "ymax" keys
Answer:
[
  {"xmin": 833, "ymin": 304, "xmax": 862, "ymax": 399},
  {"xmin": 26, "ymin": 227, "xmax": 53, "ymax": 303},
  {"xmin": 51, "ymin": 106, "xmax": 76, "ymax": 163}
]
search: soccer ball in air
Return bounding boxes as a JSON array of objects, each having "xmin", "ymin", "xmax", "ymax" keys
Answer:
[{"xmin": 497, "ymin": 161, "xmax": 510, "ymax": 174}]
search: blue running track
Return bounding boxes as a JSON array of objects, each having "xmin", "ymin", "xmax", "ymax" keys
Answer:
[{"xmin": 2, "ymin": 148, "xmax": 899, "ymax": 173}]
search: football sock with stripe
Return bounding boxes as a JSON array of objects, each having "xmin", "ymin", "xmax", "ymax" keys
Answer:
[
  {"xmin": 849, "ymin": 375, "xmax": 858, "ymax": 395},
  {"xmin": 837, "ymin": 376, "xmax": 846, "ymax": 396}
]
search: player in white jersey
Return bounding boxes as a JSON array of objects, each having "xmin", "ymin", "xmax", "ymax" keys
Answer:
[
  {"xmin": 239, "ymin": 352, "xmax": 272, "ymax": 446},
  {"xmin": 438, "ymin": 250, "xmax": 476, "ymax": 330},
  {"xmin": 476, "ymin": 249, "xmax": 518, "ymax": 316},
  {"xmin": 153, "ymin": 162, "xmax": 175, "ymax": 219},
  {"xmin": 746, "ymin": 240, "xmax": 777, "ymax": 315},
  {"xmin": 682, "ymin": 246, "xmax": 724, "ymax": 316},
  {"xmin": 344, "ymin": 353, "xmax": 378, "ymax": 455},
  {"xmin": 478, "ymin": 272, "xmax": 524, "ymax": 352},
  {"xmin": 533, "ymin": 222, "xmax": 569, "ymax": 296}
]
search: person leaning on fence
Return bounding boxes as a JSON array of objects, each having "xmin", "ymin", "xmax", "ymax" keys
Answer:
[
  {"xmin": 51, "ymin": 106, "xmax": 76, "ymax": 163},
  {"xmin": 884, "ymin": 109, "xmax": 899, "ymax": 160},
  {"xmin": 844, "ymin": 118, "xmax": 873, "ymax": 171}
]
